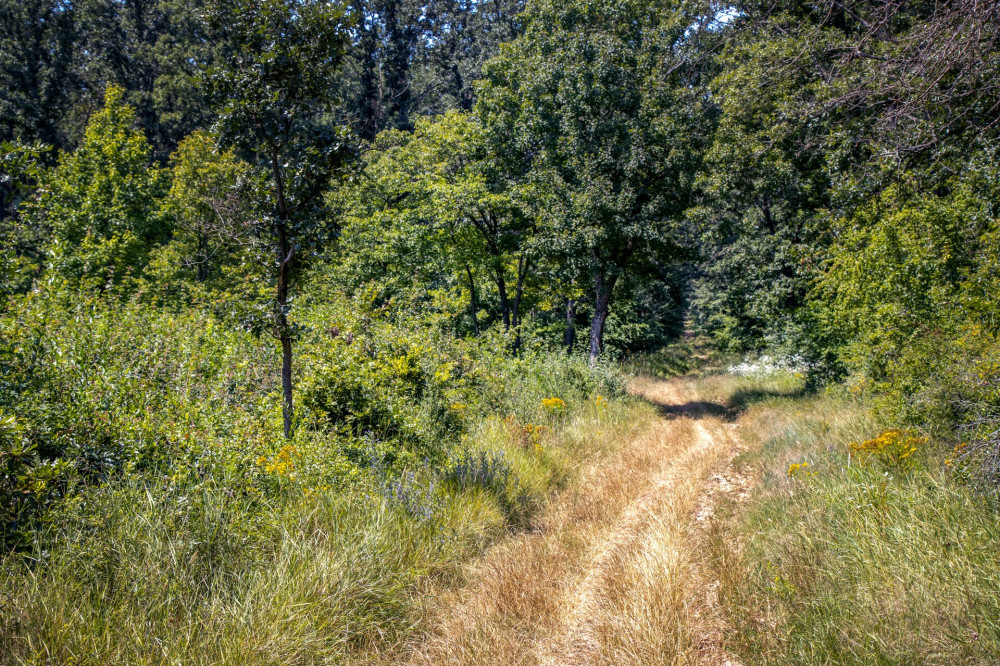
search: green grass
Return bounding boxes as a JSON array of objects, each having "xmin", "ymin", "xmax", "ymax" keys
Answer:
[
  {"xmin": 0, "ymin": 386, "xmax": 641, "ymax": 665},
  {"xmin": 626, "ymin": 334, "xmax": 731, "ymax": 379},
  {"xmin": 699, "ymin": 371, "xmax": 1000, "ymax": 665}
]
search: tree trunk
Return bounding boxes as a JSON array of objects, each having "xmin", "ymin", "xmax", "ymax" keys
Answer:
[
  {"xmin": 383, "ymin": 0, "xmax": 413, "ymax": 132},
  {"xmin": 280, "ymin": 331, "xmax": 293, "ymax": 439},
  {"xmin": 511, "ymin": 255, "xmax": 530, "ymax": 352},
  {"xmin": 277, "ymin": 245, "xmax": 294, "ymax": 439},
  {"xmin": 197, "ymin": 233, "xmax": 208, "ymax": 282},
  {"xmin": 272, "ymin": 151, "xmax": 295, "ymax": 439},
  {"xmin": 495, "ymin": 263, "xmax": 511, "ymax": 330},
  {"xmin": 466, "ymin": 265, "xmax": 480, "ymax": 334},
  {"xmin": 357, "ymin": 4, "xmax": 382, "ymax": 142},
  {"xmin": 452, "ymin": 63, "xmax": 471, "ymax": 111},
  {"xmin": 589, "ymin": 270, "xmax": 617, "ymax": 365},
  {"xmin": 276, "ymin": 239, "xmax": 294, "ymax": 439},
  {"xmin": 564, "ymin": 297, "xmax": 576, "ymax": 352}
]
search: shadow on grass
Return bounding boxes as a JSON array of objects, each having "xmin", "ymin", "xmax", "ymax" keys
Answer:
[
  {"xmin": 652, "ymin": 400, "xmax": 739, "ymax": 421},
  {"xmin": 626, "ymin": 335, "xmax": 731, "ymax": 380},
  {"xmin": 727, "ymin": 386, "xmax": 810, "ymax": 412},
  {"xmin": 643, "ymin": 385, "xmax": 811, "ymax": 422}
]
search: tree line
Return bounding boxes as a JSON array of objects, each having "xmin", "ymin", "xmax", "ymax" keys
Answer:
[{"xmin": 3, "ymin": 0, "xmax": 1000, "ymax": 475}]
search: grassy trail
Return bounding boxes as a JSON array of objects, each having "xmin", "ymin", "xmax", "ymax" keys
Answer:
[
  {"xmin": 389, "ymin": 375, "xmax": 747, "ymax": 665},
  {"xmin": 386, "ymin": 366, "xmax": 1000, "ymax": 664}
]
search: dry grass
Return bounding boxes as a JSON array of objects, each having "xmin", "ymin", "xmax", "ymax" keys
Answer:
[
  {"xmin": 390, "ymin": 377, "xmax": 744, "ymax": 665},
  {"xmin": 369, "ymin": 366, "xmax": 1000, "ymax": 665}
]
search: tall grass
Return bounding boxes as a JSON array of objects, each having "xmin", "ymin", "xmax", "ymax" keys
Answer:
[
  {"xmin": 700, "ymin": 372, "xmax": 1000, "ymax": 664},
  {"xmin": 0, "ymin": 364, "xmax": 632, "ymax": 665}
]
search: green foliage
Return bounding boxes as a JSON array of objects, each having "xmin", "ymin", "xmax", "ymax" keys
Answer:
[
  {"xmin": 0, "ymin": 412, "xmax": 70, "ymax": 544},
  {"xmin": 142, "ymin": 130, "xmax": 255, "ymax": 309},
  {"xmin": 818, "ymin": 182, "xmax": 977, "ymax": 375},
  {"xmin": 477, "ymin": 0, "xmax": 711, "ymax": 358},
  {"xmin": 813, "ymin": 161, "xmax": 1000, "ymax": 482},
  {"xmin": 0, "ymin": 0, "xmax": 78, "ymax": 149},
  {"xmin": 295, "ymin": 276, "xmax": 624, "ymax": 465},
  {"xmin": 0, "ymin": 270, "xmax": 628, "ymax": 661},
  {"xmin": 687, "ymin": 11, "xmax": 832, "ymax": 353},
  {"xmin": 205, "ymin": 0, "xmax": 355, "ymax": 436},
  {"xmin": 297, "ymin": 290, "xmax": 471, "ymax": 463},
  {"xmin": 691, "ymin": 0, "xmax": 1000, "ymax": 366},
  {"xmin": 30, "ymin": 86, "xmax": 168, "ymax": 290},
  {"xmin": 0, "ymin": 0, "xmax": 227, "ymax": 157},
  {"xmin": 0, "ymin": 289, "xmax": 281, "ymax": 518},
  {"xmin": 0, "ymin": 141, "xmax": 48, "ymax": 296},
  {"xmin": 334, "ymin": 110, "xmax": 541, "ymax": 338},
  {"xmin": 0, "ymin": 269, "xmax": 623, "ymax": 542},
  {"xmin": 335, "ymin": 112, "xmax": 491, "ymax": 298}
]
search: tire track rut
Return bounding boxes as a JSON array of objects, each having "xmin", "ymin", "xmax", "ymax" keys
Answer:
[{"xmin": 398, "ymin": 377, "xmax": 744, "ymax": 665}]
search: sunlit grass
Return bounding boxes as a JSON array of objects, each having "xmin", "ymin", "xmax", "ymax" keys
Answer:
[
  {"xmin": 702, "ymin": 372, "xmax": 1000, "ymax": 664},
  {"xmin": 0, "ymin": 379, "xmax": 638, "ymax": 665}
]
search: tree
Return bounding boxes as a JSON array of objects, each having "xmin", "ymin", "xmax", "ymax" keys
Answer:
[
  {"xmin": 206, "ymin": 0, "xmax": 353, "ymax": 439},
  {"xmin": 1, "ymin": 0, "xmax": 225, "ymax": 160},
  {"xmin": 342, "ymin": 0, "xmax": 525, "ymax": 142},
  {"xmin": 691, "ymin": 0, "xmax": 1000, "ymax": 353},
  {"xmin": 141, "ymin": 130, "xmax": 254, "ymax": 307},
  {"xmin": 336, "ymin": 111, "xmax": 538, "ymax": 342},
  {"xmin": 0, "ymin": 0, "xmax": 79, "ymax": 150},
  {"xmin": 76, "ymin": 0, "xmax": 224, "ymax": 159},
  {"xmin": 477, "ymin": 0, "xmax": 712, "ymax": 362},
  {"xmin": 416, "ymin": 0, "xmax": 525, "ymax": 114},
  {"xmin": 346, "ymin": 0, "xmax": 423, "ymax": 141},
  {"xmin": 30, "ymin": 86, "xmax": 167, "ymax": 289},
  {"xmin": 687, "ymin": 22, "xmax": 830, "ymax": 350}
]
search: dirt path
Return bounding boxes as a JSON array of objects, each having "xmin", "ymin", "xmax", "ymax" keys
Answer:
[{"xmin": 398, "ymin": 377, "xmax": 745, "ymax": 665}]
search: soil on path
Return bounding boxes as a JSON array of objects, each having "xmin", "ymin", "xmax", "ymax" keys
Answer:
[{"xmin": 396, "ymin": 377, "xmax": 747, "ymax": 666}]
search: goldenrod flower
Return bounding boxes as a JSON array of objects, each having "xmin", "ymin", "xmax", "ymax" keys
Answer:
[
  {"xmin": 848, "ymin": 429, "xmax": 927, "ymax": 469},
  {"xmin": 788, "ymin": 461, "xmax": 814, "ymax": 477},
  {"xmin": 541, "ymin": 397, "xmax": 566, "ymax": 412}
]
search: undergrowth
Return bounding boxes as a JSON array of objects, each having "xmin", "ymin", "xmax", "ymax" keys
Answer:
[{"xmin": 0, "ymin": 285, "xmax": 632, "ymax": 664}]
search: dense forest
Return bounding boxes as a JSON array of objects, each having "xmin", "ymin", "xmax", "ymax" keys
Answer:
[{"xmin": 2, "ymin": 0, "xmax": 1000, "ymax": 663}]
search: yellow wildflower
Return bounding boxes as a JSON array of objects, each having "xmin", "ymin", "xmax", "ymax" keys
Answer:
[
  {"xmin": 523, "ymin": 423, "xmax": 545, "ymax": 449},
  {"xmin": 261, "ymin": 444, "xmax": 300, "ymax": 476},
  {"xmin": 848, "ymin": 429, "xmax": 927, "ymax": 469},
  {"xmin": 788, "ymin": 461, "xmax": 814, "ymax": 477},
  {"xmin": 541, "ymin": 397, "xmax": 566, "ymax": 412}
]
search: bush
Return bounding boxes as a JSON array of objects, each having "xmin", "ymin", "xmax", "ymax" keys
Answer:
[{"xmin": 815, "ymin": 163, "xmax": 1000, "ymax": 486}]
